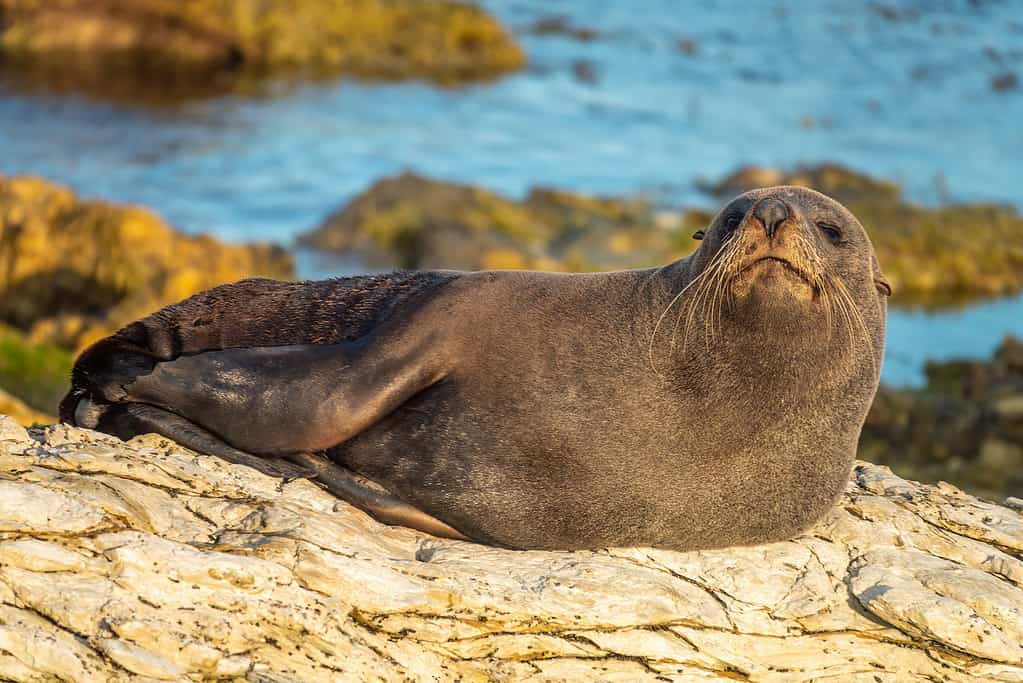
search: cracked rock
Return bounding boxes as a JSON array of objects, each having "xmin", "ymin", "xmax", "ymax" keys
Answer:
[{"xmin": 0, "ymin": 415, "xmax": 1020, "ymax": 681}]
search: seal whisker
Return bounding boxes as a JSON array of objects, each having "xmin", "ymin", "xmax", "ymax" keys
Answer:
[
  {"xmin": 832, "ymin": 275, "xmax": 878, "ymax": 380},
  {"xmin": 668, "ymin": 231, "xmax": 737, "ymax": 355},
  {"xmin": 680, "ymin": 232, "xmax": 739, "ymax": 354},
  {"xmin": 793, "ymin": 231, "xmax": 833, "ymax": 339},
  {"xmin": 691, "ymin": 245, "xmax": 727, "ymax": 349},
  {"xmin": 829, "ymin": 275, "xmax": 855, "ymax": 343},
  {"xmin": 707, "ymin": 235, "xmax": 743, "ymax": 342},
  {"xmin": 648, "ymin": 254, "xmax": 719, "ymax": 374}
]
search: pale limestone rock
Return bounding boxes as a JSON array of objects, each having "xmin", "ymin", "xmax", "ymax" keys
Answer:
[{"xmin": 0, "ymin": 413, "xmax": 1020, "ymax": 681}]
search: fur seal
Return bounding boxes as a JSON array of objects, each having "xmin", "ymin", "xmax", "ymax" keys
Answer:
[{"xmin": 60, "ymin": 186, "xmax": 889, "ymax": 551}]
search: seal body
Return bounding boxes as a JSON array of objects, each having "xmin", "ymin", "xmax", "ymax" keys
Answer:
[{"xmin": 61, "ymin": 186, "xmax": 889, "ymax": 551}]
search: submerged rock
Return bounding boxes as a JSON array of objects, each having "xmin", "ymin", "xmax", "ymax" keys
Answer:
[
  {"xmin": 702, "ymin": 163, "xmax": 1023, "ymax": 306},
  {"xmin": 861, "ymin": 336, "xmax": 1023, "ymax": 499},
  {"xmin": 0, "ymin": 415, "xmax": 1019, "ymax": 680},
  {"xmin": 0, "ymin": 0, "xmax": 525, "ymax": 100},
  {"xmin": 524, "ymin": 15, "xmax": 602, "ymax": 42},
  {"xmin": 300, "ymin": 171, "xmax": 707, "ymax": 272},
  {"xmin": 0, "ymin": 175, "xmax": 293, "ymax": 352}
]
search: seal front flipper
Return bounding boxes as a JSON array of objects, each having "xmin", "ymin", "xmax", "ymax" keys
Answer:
[{"xmin": 116, "ymin": 329, "xmax": 449, "ymax": 456}]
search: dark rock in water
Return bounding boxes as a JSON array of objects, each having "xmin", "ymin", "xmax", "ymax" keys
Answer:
[
  {"xmin": 862, "ymin": 336, "xmax": 1023, "ymax": 499},
  {"xmin": 572, "ymin": 59, "xmax": 599, "ymax": 84},
  {"xmin": 675, "ymin": 37, "xmax": 700, "ymax": 55},
  {"xmin": 299, "ymin": 171, "xmax": 707, "ymax": 272},
  {"xmin": 0, "ymin": 0, "xmax": 525, "ymax": 101},
  {"xmin": 700, "ymin": 163, "xmax": 1023, "ymax": 306},
  {"xmin": 525, "ymin": 15, "xmax": 601, "ymax": 42},
  {"xmin": 991, "ymin": 71, "xmax": 1019, "ymax": 92}
]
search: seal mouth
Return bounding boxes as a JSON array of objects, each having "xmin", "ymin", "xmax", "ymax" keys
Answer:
[{"xmin": 740, "ymin": 256, "xmax": 814, "ymax": 285}]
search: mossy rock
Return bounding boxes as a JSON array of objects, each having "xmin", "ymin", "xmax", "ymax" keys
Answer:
[
  {"xmin": 702, "ymin": 163, "xmax": 1023, "ymax": 306},
  {"xmin": 300, "ymin": 171, "xmax": 700, "ymax": 272},
  {"xmin": 0, "ymin": 324, "xmax": 70, "ymax": 419},
  {"xmin": 0, "ymin": 0, "xmax": 525, "ymax": 99},
  {"xmin": 0, "ymin": 174, "xmax": 294, "ymax": 351}
]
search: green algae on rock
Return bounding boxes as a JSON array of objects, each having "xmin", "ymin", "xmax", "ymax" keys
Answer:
[
  {"xmin": 0, "ymin": 175, "xmax": 293, "ymax": 353},
  {"xmin": 861, "ymin": 336, "xmax": 1023, "ymax": 500},
  {"xmin": 0, "ymin": 325, "xmax": 71, "ymax": 421},
  {"xmin": 0, "ymin": 0, "xmax": 525, "ymax": 98},
  {"xmin": 702, "ymin": 163, "xmax": 1023, "ymax": 306},
  {"xmin": 299, "ymin": 171, "xmax": 707, "ymax": 272}
]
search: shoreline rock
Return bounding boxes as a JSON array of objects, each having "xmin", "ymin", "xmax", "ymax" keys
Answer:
[
  {"xmin": 0, "ymin": 174, "xmax": 293, "ymax": 353},
  {"xmin": 0, "ymin": 415, "xmax": 1020, "ymax": 680},
  {"xmin": 862, "ymin": 336, "xmax": 1023, "ymax": 500},
  {"xmin": 299, "ymin": 171, "xmax": 707, "ymax": 272},
  {"xmin": 0, "ymin": 0, "xmax": 525, "ymax": 100}
]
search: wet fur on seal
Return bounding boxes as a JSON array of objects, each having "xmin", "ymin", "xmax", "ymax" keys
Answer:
[{"xmin": 60, "ymin": 186, "xmax": 889, "ymax": 551}]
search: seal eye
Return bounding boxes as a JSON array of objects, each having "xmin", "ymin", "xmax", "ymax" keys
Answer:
[
  {"xmin": 818, "ymin": 222, "xmax": 843, "ymax": 244},
  {"xmin": 692, "ymin": 230, "xmax": 705, "ymax": 240},
  {"xmin": 724, "ymin": 214, "xmax": 743, "ymax": 232}
]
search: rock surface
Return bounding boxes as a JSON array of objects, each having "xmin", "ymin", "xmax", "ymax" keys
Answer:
[
  {"xmin": 702, "ymin": 164, "xmax": 1023, "ymax": 306},
  {"xmin": 0, "ymin": 414, "xmax": 1020, "ymax": 681},
  {"xmin": 0, "ymin": 174, "xmax": 293, "ymax": 353},
  {"xmin": 0, "ymin": 0, "xmax": 524, "ymax": 99}
]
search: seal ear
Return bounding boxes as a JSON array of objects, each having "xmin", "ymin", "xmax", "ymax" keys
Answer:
[
  {"xmin": 870, "ymin": 253, "xmax": 891, "ymax": 296},
  {"xmin": 692, "ymin": 230, "xmax": 705, "ymax": 240}
]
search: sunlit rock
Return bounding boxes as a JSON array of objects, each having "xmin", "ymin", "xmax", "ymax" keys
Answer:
[{"xmin": 0, "ymin": 414, "xmax": 1019, "ymax": 680}]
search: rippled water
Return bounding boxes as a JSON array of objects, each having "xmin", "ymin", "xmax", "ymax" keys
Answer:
[{"xmin": 1, "ymin": 0, "xmax": 1021, "ymax": 385}]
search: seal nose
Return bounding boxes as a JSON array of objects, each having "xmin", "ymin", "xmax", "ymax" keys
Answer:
[{"xmin": 753, "ymin": 198, "xmax": 790, "ymax": 238}]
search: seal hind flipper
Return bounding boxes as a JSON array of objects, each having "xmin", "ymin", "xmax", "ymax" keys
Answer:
[
  {"xmin": 91, "ymin": 401, "xmax": 468, "ymax": 539},
  {"xmin": 92, "ymin": 401, "xmax": 315, "ymax": 480}
]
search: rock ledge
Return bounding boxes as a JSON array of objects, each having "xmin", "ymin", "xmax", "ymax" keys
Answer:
[{"xmin": 0, "ymin": 415, "xmax": 1021, "ymax": 681}]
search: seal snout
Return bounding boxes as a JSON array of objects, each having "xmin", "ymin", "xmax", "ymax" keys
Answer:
[{"xmin": 752, "ymin": 198, "xmax": 790, "ymax": 239}]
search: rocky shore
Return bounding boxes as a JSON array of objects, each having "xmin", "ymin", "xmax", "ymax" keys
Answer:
[
  {"xmin": 862, "ymin": 336, "xmax": 1023, "ymax": 501},
  {"xmin": 300, "ymin": 171, "xmax": 707, "ymax": 272},
  {"xmin": 0, "ymin": 0, "xmax": 524, "ymax": 99},
  {"xmin": 0, "ymin": 416, "xmax": 1020, "ymax": 681}
]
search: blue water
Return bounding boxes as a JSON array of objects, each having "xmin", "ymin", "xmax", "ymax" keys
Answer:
[{"xmin": 1, "ymin": 0, "xmax": 1022, "ymax": 386}]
